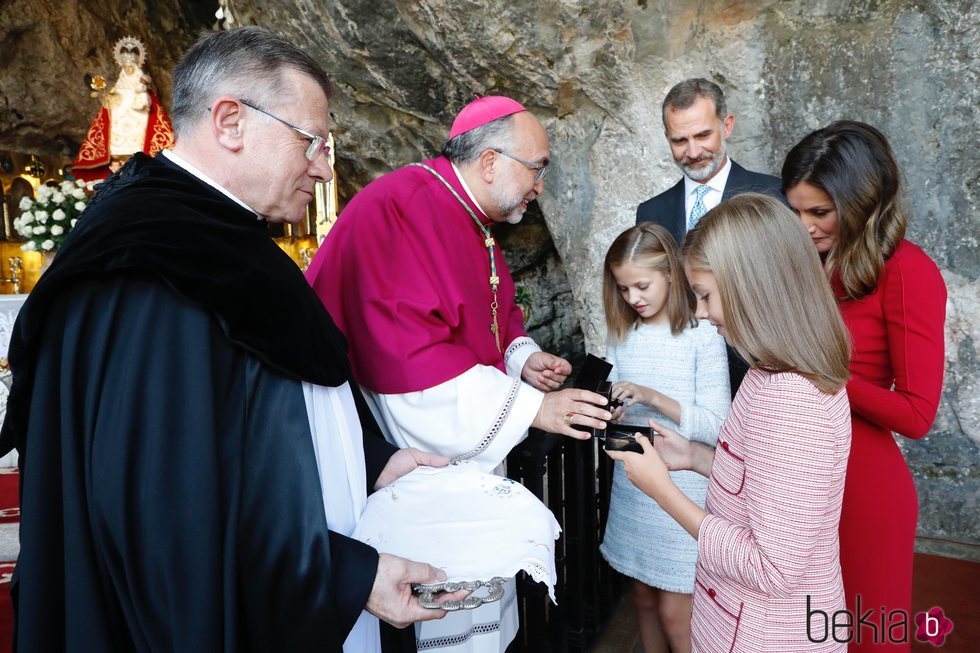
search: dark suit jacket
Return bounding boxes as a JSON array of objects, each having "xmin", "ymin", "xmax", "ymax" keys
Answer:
[
  {"xmin": 636, "ymin": 159, "xmax": 783, "ymax": 248},
  {"xmin": 635, "ymin": 159, "xmax": 782, "ymax": 397}
]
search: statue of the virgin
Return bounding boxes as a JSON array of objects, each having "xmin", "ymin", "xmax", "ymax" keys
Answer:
[{"xmin": 71, "ymin": 37, "xmax": 175, "ymax": 181}]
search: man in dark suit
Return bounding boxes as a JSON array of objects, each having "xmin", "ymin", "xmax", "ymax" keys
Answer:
[{"xmin": 636, "ymin": 78, "xmax": 782, "ymax": 393}]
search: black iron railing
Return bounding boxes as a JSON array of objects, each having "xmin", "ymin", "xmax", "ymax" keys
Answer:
[{"xmin": 506, "ymin": 429, "xmax": 626, "ymax": 652}]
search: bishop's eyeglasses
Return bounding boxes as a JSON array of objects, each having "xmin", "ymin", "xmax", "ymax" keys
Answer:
[
  {"xmin": 492, "ymin": 148, "xmax": 548, "ymax": 183},
  {"xmin": 238, "ymin": 99, "xmax": 331, "ymax": 162}
]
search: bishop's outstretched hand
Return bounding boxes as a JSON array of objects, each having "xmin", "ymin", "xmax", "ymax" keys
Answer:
[{"xmin": 532, "ymin": 388, "xmax": 610, "ymax": 438}]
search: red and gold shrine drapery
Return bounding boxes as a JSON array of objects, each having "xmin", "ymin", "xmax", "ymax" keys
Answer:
[{"xmin": 72, "ymin": 91, "xmax": 175, "ymax": 182}]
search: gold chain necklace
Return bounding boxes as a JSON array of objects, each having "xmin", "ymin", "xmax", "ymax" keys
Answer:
[{"xmin": 410, "ymin": 162, "xmax": 502, "ymax": 353}]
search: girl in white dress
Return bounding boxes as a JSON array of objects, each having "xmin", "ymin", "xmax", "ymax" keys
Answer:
[{"xmin": 599, "ymin": 223, "xmax": 730, "ymax": 653}]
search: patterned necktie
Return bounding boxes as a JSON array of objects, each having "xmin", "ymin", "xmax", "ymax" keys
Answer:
[{"xmin": 688, "ymin": 184, "xmax": 711, "ymax": 231}]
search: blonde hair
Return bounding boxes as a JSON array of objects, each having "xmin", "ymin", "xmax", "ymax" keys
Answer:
[
  {"xmin": 682, "ymin": 194, "xmax": 851, "ymax": 393},
  {"xmin": 603, "ymin": 223, "xmax": 695, "ymax": 343},
  {"xmin": 781, "ymin": 121, "xmax": 908, "ymax": 300}
]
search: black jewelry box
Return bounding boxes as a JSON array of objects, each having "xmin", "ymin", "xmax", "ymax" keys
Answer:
[{"xmin": 573, "ymin": 354, "xmax": 646, "ymax": 453}]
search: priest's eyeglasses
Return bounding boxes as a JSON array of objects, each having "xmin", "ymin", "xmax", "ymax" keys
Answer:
[
  {"xmin": 492, "ymin": 148, "xmax": 549, "ymax": 183},
  {"xmin": 239, "ymin": 99, "xmax": 331, "ymax": 162}
]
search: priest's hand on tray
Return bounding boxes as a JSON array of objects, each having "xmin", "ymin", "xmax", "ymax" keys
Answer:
[
  {"xmin": 367, "ymin": 554, "xmax": 467, "ymax": 627},
  {"xmin": 532, "ymin": 388, "xmax": 611, "ymax": 438},
  {"xmin": 374, "ymin": 447, "xmax": 451, "ymax": 490},
  {"xmin": 521, "ymin": 351, "xmax": 572, "ymax": 391}
]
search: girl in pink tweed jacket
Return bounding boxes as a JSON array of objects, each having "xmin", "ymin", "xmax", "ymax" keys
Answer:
[{"xmin": 607, "ymin": 194, "xmax": 852, "ymax": 653}]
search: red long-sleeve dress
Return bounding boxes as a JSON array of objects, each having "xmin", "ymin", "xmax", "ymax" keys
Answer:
[{"xmin": 836, "ymin": 239, "xmax": 946, "ymax": 651}]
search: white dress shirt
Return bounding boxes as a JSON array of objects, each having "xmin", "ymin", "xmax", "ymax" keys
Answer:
[{"xmin": 683, "ymin": 156, "xmax": 732, "ymax": 226}]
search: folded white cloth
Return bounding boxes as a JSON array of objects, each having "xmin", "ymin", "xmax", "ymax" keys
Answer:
[{"xmin": 353, "ymin": 463, "xmax": 561, "ymax": 602}]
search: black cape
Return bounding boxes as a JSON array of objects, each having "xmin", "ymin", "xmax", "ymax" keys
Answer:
[{"xmin": 1, "ymin": 154, "xmax": 412, "ymax": 652}]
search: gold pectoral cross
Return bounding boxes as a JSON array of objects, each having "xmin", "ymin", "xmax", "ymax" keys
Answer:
[
  {"xmin": 490, "ymin": 297, "xmax": 501, "ymax": 353},
  {"xmin": 408, "ymin": 162, "xmax": 504, "ymax": 355}
]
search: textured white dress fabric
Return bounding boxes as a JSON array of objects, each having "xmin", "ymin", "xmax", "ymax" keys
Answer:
[
  {"xmin": 360, "ymin": 339, "xmax": 542, "ymax": 652},
  {"xmin": 599, "ymin": 321, "xmax": 731, "ymax": 592}
]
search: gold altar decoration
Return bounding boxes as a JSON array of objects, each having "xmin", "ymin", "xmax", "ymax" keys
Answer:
[
  {"xmin": 0, "ymin": 242, "xmax": 44, "ymax": 294},
  {"xmin": 2, "ymin": 150, "xmax": 73, "ymax": 294},
  {"xmin": 315, "ymin": 133, "xmax": 340, "ymax": 243},
  {"xmin": 0, "ymin": 146, "xmax": 84, "ymax": 293}
]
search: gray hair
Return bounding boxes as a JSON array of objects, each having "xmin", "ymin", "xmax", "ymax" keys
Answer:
[
  {"xmin": 440, "ymin": 114, "xmax": 519, "ymax": 164},
  {"xmin": 661, "ymin": 78, "xmax": 727, "ymax": 126},
  {"xmin": 170, "ymin": 26, "xmax": 332, "ymax": 136}
]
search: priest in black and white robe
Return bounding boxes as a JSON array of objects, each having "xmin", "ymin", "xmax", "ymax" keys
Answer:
[{"xmin": 0, "ymin": 27, "xmax": 451, "ymax": 653}]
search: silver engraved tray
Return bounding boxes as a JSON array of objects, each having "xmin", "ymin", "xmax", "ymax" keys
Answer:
[{"xmin": 412, "ymin": 576, "xmax": 508, "ymax": 611}]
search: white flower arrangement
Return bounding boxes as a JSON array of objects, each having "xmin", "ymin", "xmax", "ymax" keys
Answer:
[{"xmin": 14, "ymin": 179, "xmax": 97, "ymax": 252}]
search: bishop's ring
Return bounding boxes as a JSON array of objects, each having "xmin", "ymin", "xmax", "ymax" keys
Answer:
[{"xmin": 564, "ymin": 412, "xmax": 574, "ymax": 424}]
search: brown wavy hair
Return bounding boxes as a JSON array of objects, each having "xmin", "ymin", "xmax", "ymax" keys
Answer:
[
  {"xmin": 682, "ymin": 194, "xmax": 850, "ymax": 394},
  {"xmin": 781, "ymin": 120, "xmax": 908, "ymax": 300},
  {"xmin": 603, "ymin": 223, "xmax": 695, "ymax": 343}
]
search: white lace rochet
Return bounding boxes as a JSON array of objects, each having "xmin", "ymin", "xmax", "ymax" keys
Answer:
[{"xmin": 353, "ymin": 463, "xmax": 561, "ymax": 603}]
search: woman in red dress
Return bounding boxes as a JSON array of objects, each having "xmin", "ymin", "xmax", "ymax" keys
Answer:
[{"xmin": 782, "ymin": 121, "xmax": 947, "ymax": 652}]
